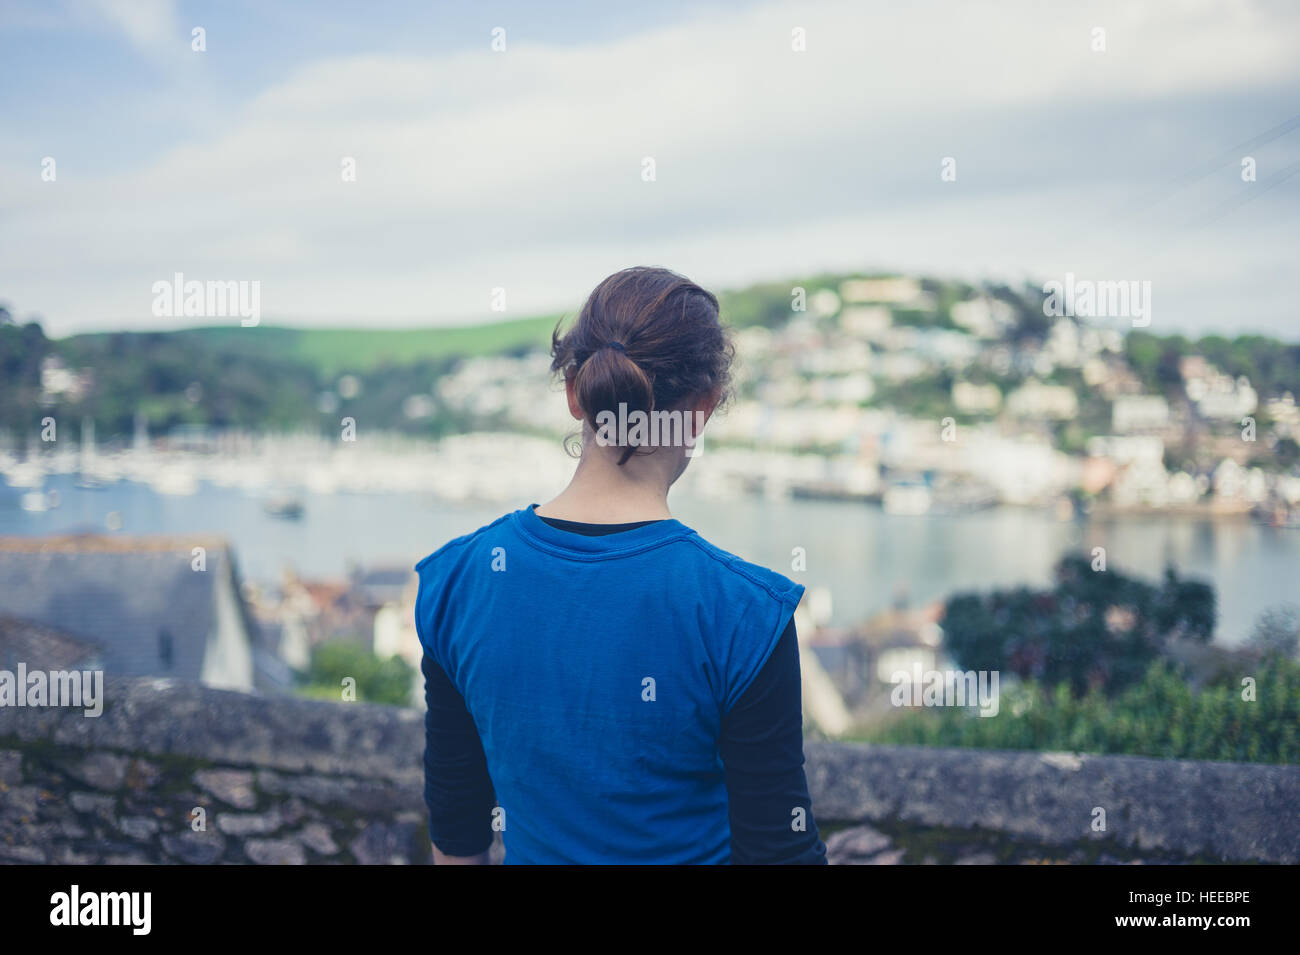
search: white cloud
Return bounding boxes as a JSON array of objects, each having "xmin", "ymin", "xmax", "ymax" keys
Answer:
[
  {"xmin": 86, "ymin": 0, "xmax": 179, "ymax": 58},
  {"xmin": 2, "ymin": 0, "xmax": 1298, "ymax": 335}
]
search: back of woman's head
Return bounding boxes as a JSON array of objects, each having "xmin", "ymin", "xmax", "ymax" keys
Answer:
[{"xmin": 551, "ymin": 267, "xmax": 733, "ymax": 463}]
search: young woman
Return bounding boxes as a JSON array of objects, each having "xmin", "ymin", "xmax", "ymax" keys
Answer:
[{"xmin": 415, "ymin": 267, "xmax": 826, "ymax": 864}]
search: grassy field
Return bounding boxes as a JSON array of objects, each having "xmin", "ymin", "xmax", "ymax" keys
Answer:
[
  {"xmin": 185, "ymin": 314, "xmax": 563, "ymax": 373},
  {"xmin": 55, "ymin": 270, "xmax": 883, "ymax": 375},
  {"xmin": 68, "ymin": 313, "xmax": 566, "ymax": 375}
]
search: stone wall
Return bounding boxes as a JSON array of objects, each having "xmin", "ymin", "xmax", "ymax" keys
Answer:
[
  {"xmin": 806, "ymin": 742, "xmax": 1299, "ymax": 865},
  {"xmin": 1, "ymin": 677, "xmax": 431, "ymax": 865},
  {"xmin": 1, "ymin": 677, "xmax": 1296, "ymax": 864}
]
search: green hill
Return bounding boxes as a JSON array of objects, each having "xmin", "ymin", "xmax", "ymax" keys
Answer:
[{"xmin": 67, "ymin": 314, "xmax": 563, "ymax": 376}]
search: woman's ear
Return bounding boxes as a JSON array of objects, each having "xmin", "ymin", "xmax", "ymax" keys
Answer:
[
  {"xmin": 694, "ymin": 386, "xmax": 722, "ymax": 426},
  {"xmin": 682, "ymin": 387, "xmax": 722, "ymax": 447},
  {"xmin": 565, "ymin": 376, "xmax": 585, "ymax": 421}
]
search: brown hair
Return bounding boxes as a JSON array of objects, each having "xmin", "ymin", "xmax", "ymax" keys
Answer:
[{"xmin": 551, "ymin": 266, "xmax": 733, "ymax": 464}]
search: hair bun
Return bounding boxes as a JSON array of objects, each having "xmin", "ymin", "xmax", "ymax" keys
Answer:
[{"xmin": 550, "ymin": 266, "xmax": 733, "ymax": 465}]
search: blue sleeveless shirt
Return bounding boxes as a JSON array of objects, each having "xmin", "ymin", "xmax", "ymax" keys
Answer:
[{"xmin": 414, "ymin": 505, "xmax": 804, "ymax": 864}]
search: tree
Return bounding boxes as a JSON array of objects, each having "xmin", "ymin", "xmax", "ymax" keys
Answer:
[
  {"xmin": 942, "ymin": 554, "xmax": 1215, "ymax": 696},
  {"xmin": 0, "ymin": 320, "xmax": 51, "ymax": 432},
  {"xmin": 300, "ymin": 640, "xmax": 415, "ymax": 706}
]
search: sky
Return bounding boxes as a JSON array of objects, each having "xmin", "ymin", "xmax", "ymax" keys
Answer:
[{"xmin": 1, "ymin": 0, "xmax": 1298, "ymax": 339}]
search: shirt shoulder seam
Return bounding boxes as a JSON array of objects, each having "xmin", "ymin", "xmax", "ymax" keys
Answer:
[
  {"xmin": 414, "ymin": 513, "xmax": 513, "ymax": 572},
  {"xmin": 679, "ymin": 535, "xmax": 802, "ymax": 604}
]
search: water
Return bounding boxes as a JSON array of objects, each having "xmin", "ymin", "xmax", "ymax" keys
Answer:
[
  {"xmin": 1, "ymin": 474, "xmax": 1294, "ymax": 644},
  {"xmin": 672, "ymin": 496, "xmax": 1297, "ymax": 644}
]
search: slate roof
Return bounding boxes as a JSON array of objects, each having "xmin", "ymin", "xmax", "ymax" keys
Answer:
[
  {"xmin": 0, "ymin": 615, "xmax": 103, "ymax": 672},
  {"xmin": 0, "ymin": 535, "xmax": 244, "ymax": 683},
  {"xmin": 351, "ymin": 565, "xmax": 414, "ymax": 608}
]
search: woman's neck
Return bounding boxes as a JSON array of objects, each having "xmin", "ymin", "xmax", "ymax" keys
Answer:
[{"xmin": 535, "ymin": 446, "xmax": 675, "ymax": 524}]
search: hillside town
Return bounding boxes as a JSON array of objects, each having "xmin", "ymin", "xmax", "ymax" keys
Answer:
[
  {"xmin": 3, "ymin": 274, "xmax": 1297, "ymax": 718},
  {"xmin": 9, "ymin": 274, "xmax": 1298, "ymax": 523},
  {"xmin": 430, "ymin": 276, "xmax": 1300, "ymax": 522}
]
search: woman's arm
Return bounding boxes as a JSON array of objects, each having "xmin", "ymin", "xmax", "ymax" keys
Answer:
[
  {"xmin": 422, "ymin": 651, "xmax": 496, "ymax": 864},
  {"xmin": 719, "ymin": 618, "xmax": 828, "ymax": 864}
]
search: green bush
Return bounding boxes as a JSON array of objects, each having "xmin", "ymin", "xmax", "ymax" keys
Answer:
[
  {"xmin": 298, "ymin": 640, "xmax": 415, "ymax": 706},
  {"xmin": 857, "ymin": 656, "xmax": 1300, "ymax": 764}
]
